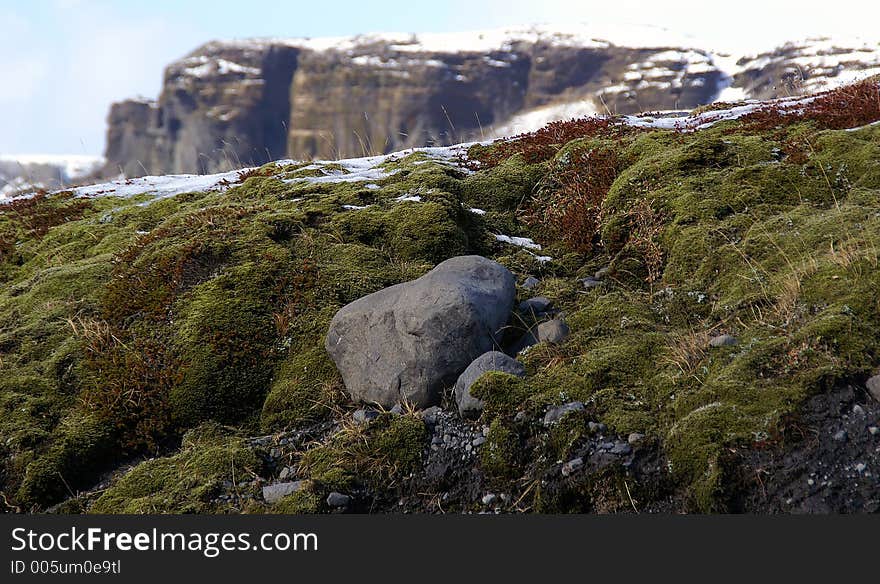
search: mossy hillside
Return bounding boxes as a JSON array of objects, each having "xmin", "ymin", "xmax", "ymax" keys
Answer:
[
  {"xmin": 3, "ymin": 99, "xmax": 880, "ymax": 513},
  {"xmin": 0, "ymin": 192, "xmax": 159, "ymax": 508},
  {"xmin": 90, "ymin": 424, "xmax": 262, "ymax": 514},
  {"xmin": 0, "ymin": 153, "xmax": 501, "ymax": 509},
  {"xmin": 469, "ymin": 121, "xmax": 880, "ymax": 510}
]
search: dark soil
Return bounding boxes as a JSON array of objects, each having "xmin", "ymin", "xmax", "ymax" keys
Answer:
[{"xmin": 733, "ymin": 383, "xmax": 880, "ymax": 513}]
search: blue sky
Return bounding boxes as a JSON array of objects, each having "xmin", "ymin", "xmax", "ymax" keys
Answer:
[{"xmin": 0, "ymin": 0, "xmax": 875, "ymax": 155}]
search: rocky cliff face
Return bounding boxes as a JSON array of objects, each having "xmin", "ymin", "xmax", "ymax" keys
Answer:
[
  {"xmin": 105, "ymin": 42, "xmax": 300, "ymax": 176},
  {"xmin": 733, "ymin": 37, "xmax": 880, "ymax": 100},
  {"xmin": 102, "ymin": 27, "xmax": 880, "ymax": 177}
]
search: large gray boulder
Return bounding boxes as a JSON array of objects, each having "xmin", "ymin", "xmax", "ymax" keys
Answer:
[
  {"xmin": 326, "ymin": 255, "xmax": 516, "ymax": 408},
  {"xmin": 455, "ymin": 351, "xmax": 525, "ymax": 417}
]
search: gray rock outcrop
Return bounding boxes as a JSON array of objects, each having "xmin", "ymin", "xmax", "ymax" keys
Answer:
[{"xmin": 326, "ymin": 255, "xmax": 516, "ymax": 408}]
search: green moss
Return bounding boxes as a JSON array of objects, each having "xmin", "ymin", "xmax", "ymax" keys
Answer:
[
  {"xmin": 460, "ymin": 155, "xmax": 546, "ymax": 212},
  {"xmin": 329, "ymin": 200, "xmax": 469, "ymax": 263},
  {"xmin": 170, "ymin": 264, "xmax": 280, "ymax": 426},
  {"xmin": 17, "ymin": 413, "xmax": 118, "ymax": 507},
  {"xmin": 299, "ymin": 414, "xmax": 427, "ymax": 491},
  {"xmin": 470, "ymin": 372, "xmax": 532, "ymax": 420},
  {"xmin": 4, "ymin": 101, "xmax": 880, "ymax": 514},
  {"xmin": 89, "ymin": 424, "xmax": 261, "ymax": 514},
  {"xmin": 271, "ymin": 485, "xmax": 321, "ymax": 514},
  {"xmin": 479, "ymin": 418, "xmax": 522, "ymax": 481},
  {"xmin": 260, "ymin": 344, "xmax": 342, "ymax": 431}
]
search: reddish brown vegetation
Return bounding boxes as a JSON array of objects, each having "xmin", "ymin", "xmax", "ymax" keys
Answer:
[
  {"xmin": 522, "ymin": 145, "xmax": 623, "ymax": 253},
  {"xmin": 470, "ymin": 117, "xmax": 643, "ymax": 169},
  {"xmin": 739, "ymin": 78, "xmax": 880, "ymax": 132},
  {"xmin": 0, "ymin": 192, "xmax": 93, "ymax": 260},
  {"xmin": 236, "ymin": 166, "xmax": 277, "ymax": 182},
  {"xmin": 625, "ymin": 199, "xmax": 666, "ymax": 283}
]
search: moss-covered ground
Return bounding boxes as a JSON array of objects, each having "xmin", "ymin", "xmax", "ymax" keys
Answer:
[{"xmin": 2, "ymin": 83, "xmax": 879, "ymax": 513}]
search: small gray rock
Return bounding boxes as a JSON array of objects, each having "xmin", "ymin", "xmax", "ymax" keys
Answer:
[
  {"xmin": 278, "ymin": 466, "xmax": 294, "ymax": 481},
  {"xmin": 543, "ymin": 401, "xmax": 585, "ymax": 426},
  {"xmin": 852, "ymin": 404, "xmax": 866, "ymax": 417},
  {"xmin": 519, "ymin": 296, "xmax": 553, "ymax": 314},
  {"xmin": 536, "ymin": 320, "xmax": 569, "ymax": 344},
  {"xmin": 833, "ymin": 429, "xmax": 848, "ymax": 442},
  {"xmin": 353, "ymin": 409, "xmax": 380, "ymax": 424},
  {"xmin": 262, "ymin": 481, "xmax": 305, "ymax": 504},
  {"xmin": 588, "ymin": 421, "xmax": 606, "ymax": 433},
  {"xmin": 611, "ymin": 442, "xmax": 633, "ymax": 456},
  {"xmin": 628, "ymin": 432, "xmax": 645, "ymax": 445},
  {"xmin": 455, "ymin": 351, "xmax": 525, "ymax": 417},
  {"xmin": 561, "ymin": 457, "xmax": 584, "ymax": 477},
  {"xmin": 523, "ymin": 276, "xmax": 540, "ymax": 290},
  {"xmin": 594, "ymin": 267, "xmax": 610, "ymax": 279},
  {"xmin": 506, "ymin": 319, "xmax": 569, "ymax": 357},
  {"xmin": 869, "ymin": 426, "xmax": 879, "ymax": 436},
  {"xmin": 390, "ymin": 403, "xmax": 403, "ymax": 415},
  {"xmin": 709, "ymin": 334, "xmax": 738, "ymax": 348},
  {"xmin": 420, "ymin": 406, "xmax": 443, "ymax": 425},
  {"xmin": 854, "ymin": 462, "xmax": 867, "ymax": 473},
  {"xmin": 867, "ymin": 375, "xmax": 880, "ymax": 403},
  {"xmin": 326, "ymin": 492, "xmax": 351, "ymax": 508},
  {"xmin": 481, "ymin": 493, "xmax": 497, "ymax": 506},
  {"xmin": 472, "ymin": 436, "xmax": 487, "ymax": 448},
  {"xmin": 580, "ymin": 277, "xmax": 603, "ymax": 289}
]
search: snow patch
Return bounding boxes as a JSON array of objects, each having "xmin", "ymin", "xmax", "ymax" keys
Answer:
[
  {"xmin": 494, "ymin": 234, "xmax": 542, "ymax": 250},
  {"xmin": 69, "ymin": 168, "xmax": 245, "ymax": 202},
  {"xmin": 490, "ymin": 100, "xmax": 600, "ymax": 138}
]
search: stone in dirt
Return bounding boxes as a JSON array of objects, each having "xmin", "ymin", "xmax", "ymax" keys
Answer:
[
  {"xmin": 353, "ymin": 409, "xmax": 380, "ymax": 424},
  {"xmin": 420, "ymin": 406, "xmax": 443, "ymax": 425},
  {"xmin": 455, "ymin": 351, "xmax": 526, "ymax": 417},
  {"xmin": 508, "ymin": 319, "xmax": 570, "ymax": 355},
  {"xmin": 866, "ymin": 375, "xmax": 880, "ymax": 403},
  {"xmin": 522, "ymin": 276, "xmax": 540, "ymax": 290},
  {"xmin": 519, "ymin": 296, "xmax": 553, "ymax": 315},
  {"xmin": 326, "ymin": 255, "xmax": 516, "ymax": 408},
  {"xmin": 326, "ymin": 492, "xmax": 351, "ymax": 507},
  {"xmin": 537, "ymin": 320, "xmax": 569, "ymax": 343},
  {"xmin": 628, "ymin": 432, "xmax": 645, "ymax": 445},
  {"xmin": 709, "ymin": 334, "xmax": 737, "ymax": 348},
  {"xmin": 543, "ymin": 401, "xmax": 585, "ymax": 426},
  {"xmin": 262, "ymin": 481, "xmax": 304, "ymax": 504},
  {"xmin": 561, "ymin": 457, "xmax": 584, "ymax": 477}
]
